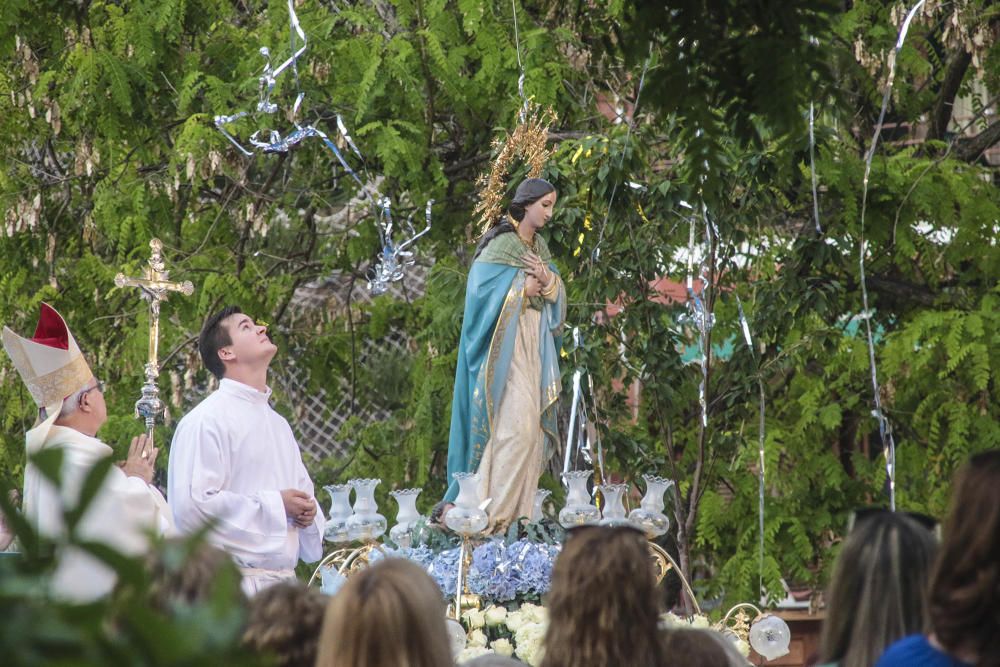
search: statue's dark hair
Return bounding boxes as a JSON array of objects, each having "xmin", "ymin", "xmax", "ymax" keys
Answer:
[
  {"xmin": 473, "ymin": 221, "xmax": 515, "ymax": 260},
  {"xmin": 475, "ymin": 178, "xmax": 555, "ymax": 259},
  {"xmin": 509, "ymin": 177, "xmax": 555, "ymax": 222}
]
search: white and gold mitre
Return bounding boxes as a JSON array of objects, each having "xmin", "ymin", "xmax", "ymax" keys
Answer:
[{"xmin": 2, "ymin": 303, "xmax": 93, "ymax": 418}]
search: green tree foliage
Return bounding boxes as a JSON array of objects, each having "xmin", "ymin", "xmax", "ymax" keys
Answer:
[{"xmin": 1, "ymin": 0, "xmax": 998, "ymax": 612}]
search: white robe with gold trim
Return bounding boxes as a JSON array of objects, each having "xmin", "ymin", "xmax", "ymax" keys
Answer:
[{"xmin": 23, "ymin": 422, "xmax": 174, "ymax": 602}]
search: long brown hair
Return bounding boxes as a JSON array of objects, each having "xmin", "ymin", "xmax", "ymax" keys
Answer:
[
  {"xmin": 314, "ymin": 558, "xmax": 453, "ymax": 667},
  {"xmin": 817, "ymin": 511, "xmax": 938, "ymax": 667},
  {"xmin": 541, "ymin": 525, "xmax": 665, "ymax": 667},
  {"xmin": 928, "ymin": 450, "xmax": 1000, "ymax": 667}
]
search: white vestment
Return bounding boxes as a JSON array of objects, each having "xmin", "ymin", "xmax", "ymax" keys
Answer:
[
  {"xmin": 23, "ymin": 422, "xmax": 174, "ymax": 602},
  {"xmin": 167, "ymin": 378, "xmax": 325, "ymax": 595}
]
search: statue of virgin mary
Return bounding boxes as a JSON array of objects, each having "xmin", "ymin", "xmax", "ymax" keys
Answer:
[{"xmin": 444, "ymin": 178, "xmax": 566, "ymax": 530}]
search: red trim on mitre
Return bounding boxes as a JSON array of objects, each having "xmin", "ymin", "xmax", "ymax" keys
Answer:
[{"xmin": 31, "ymin": 303, "xmax": 70, "ymax": 350}]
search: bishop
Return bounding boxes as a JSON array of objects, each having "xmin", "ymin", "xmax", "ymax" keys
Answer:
[{"xmin": 2, "ymin": 303, "xmax": 174, "ymax": 601}]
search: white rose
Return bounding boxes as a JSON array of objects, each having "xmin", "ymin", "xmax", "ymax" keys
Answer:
[
  {"xmin": 514, "ymin": 626, "xmax": 547, "ymax": 667},
  {"xmin": 733, "ymin": 638, "xmax": 751, "ymax": 658},
  {"xmin": 514, "ymin": 621, "xmax": 548, "ymax": 654},
  {"xmin": 520, "ymin": 603, "xmax": 548, "ymax": 624},
  {"xmin": 467, "ymin": 629, "xmax": 489, "ymax": 648},
  {"xmin": 660, "ymin": 612, "xmax": 685, "ymax": 628},
  {"xmin": 491, "ymin": 638, "xmax": 515, "ymax": 657},
  {"xmin": 518, "ymin": 644, "xmax": 544, "ymax": 667},
  {"xmin": 484, "ymin": 605, "xmax": 508, "ymax": 626},
  {"xmin": 690, "ymin": 614, "xmax": 711, "ymax": 629},
  {"xmin": 463, "ymin": 608, "xmax": 486, "ymax": 629},
  {"xmin": 505, "ymin": 610, "xmax": 526, "ymax": 632},
  {"xmin": 457, "ymin": 647, "xmax": 493, "ymax": 663}
]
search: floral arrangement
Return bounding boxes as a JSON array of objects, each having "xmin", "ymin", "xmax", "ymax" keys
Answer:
[
  {"xmin": 389, "ymin": 537, "xmax": 560, "ymax": 603},
  {"xmin": 373, "ymin": 517, "xmax": 564, "ymax": 605},
  {"xmin": 453, "ymin": 607, "xmax": 753, "ymax": 665},
  {"xmin": 457, "ymin": 601, "xmax": 549, "ymax": 666}
]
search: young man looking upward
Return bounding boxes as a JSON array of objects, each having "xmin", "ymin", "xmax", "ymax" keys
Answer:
[{"xmin": 168, "ymin": 306, "xmax": 324, "ymax": 595}]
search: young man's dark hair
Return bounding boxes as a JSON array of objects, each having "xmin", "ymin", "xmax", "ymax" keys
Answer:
[{"xmin": 198, "ymin": 306, "xmax": 242, "ymax": 379}]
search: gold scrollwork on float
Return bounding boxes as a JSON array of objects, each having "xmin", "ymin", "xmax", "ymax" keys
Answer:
[
  {"xmin": 648, "ymin": 540, "xmax": 703, "ymax": 616},
  {"xmin": 307, "ymin": 543, "xmax": 385, "ymax": 587}
]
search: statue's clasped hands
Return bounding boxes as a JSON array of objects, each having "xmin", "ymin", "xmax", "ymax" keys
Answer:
[{"xmin": 523, "ymin": 253, "xmax": 555, "ymax": 293}]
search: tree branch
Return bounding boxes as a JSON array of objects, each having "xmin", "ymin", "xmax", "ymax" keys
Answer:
[
  {"xmin": 955, "ymin": 119, "xmax": 1000, "ymax": 163},
  {"xmin": 929, "ymin": 50, "xmax": 971, "ymax": 142}
]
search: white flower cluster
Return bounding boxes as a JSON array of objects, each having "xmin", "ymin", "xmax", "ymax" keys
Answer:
[
  {"xmin": 457, "ymin": 603, "xmax": 549, "ymax": 666},
  {"xmin": 661, "ymin": 612, "xmax": 712, "ymax": 629}
]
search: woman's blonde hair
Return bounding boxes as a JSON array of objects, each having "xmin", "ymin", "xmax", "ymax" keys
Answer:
[
  {"xmin": 541, "ymin": 525, "xmax": 665, "ymax": 667},
  {"xmin": 818, "ymin": 511, "xmax": 937, "ymax": 667},
  {"xmin": 315, "ymin": 557, "xmax": 453, "ymax": 667}
]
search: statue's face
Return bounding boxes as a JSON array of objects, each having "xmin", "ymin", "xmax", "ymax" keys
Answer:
[{"xmin": 523, "ymin": 191, "xmax": 557, "ymax": 229}]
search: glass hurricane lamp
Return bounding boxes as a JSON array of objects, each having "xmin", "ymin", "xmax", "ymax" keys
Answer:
[
  {"xmin": 444, "ymin": 472, "xmax": 489, "ymax": 536},
  {"xmin": 628, "ymin": 474, "xmax": 673, "ymax": 537},
  {"xmin": 558, "ymin": 470, "xmax": 600, "ymax": 528},
  {"xmin": 597, "ymin": 483, "xmax": 630, "ymax": 526},
  {"xmin": 323, "ymin": 483, "xmax": 353, "ymax": 543},
  {"xmin": 345, "ymin": 478, "xmax": 387, "ymax": 541},
  {"xmin": 531, "ymin": 488, "xmax": 551, "ymax": 522},
  {"xmin": 389, "ymin": 488, "xmax": 423, "ymax": 548}
]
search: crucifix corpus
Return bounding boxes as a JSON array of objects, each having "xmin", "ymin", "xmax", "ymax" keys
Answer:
[{"xmin": 114, "ymin": 238, "xmax": 194, "ymax": 446}]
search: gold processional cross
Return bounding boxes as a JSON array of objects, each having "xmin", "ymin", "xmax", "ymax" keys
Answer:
[{"xmin": 114, "ymin": 238, "xmax": 194, "ymax": 446}]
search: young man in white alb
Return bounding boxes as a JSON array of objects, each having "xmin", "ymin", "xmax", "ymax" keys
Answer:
[{"xmin": 168, "ymin": 306, "xmax": 324, "ymax": 595}]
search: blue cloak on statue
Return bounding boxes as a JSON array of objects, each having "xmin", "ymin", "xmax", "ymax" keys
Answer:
[{"xmin": 444, "ymin": 230, "xmax": 565, "ymax": 501}]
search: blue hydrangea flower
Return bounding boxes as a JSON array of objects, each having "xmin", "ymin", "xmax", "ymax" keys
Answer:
[{"xmin": 427, "ymin": 546, "xmax": 461, "ymax": 596}]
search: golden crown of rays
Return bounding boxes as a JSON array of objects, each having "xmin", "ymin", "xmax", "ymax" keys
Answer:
[{"xmin": 474, "ymin": 102, "xmax": 557, "ymax": 238}]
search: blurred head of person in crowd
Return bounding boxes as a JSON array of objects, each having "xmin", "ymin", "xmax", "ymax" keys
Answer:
[
  {"xmin": 927, "ymin": 450, "xmax": 1000, "ymax": 667},
  {"xmin": 315, "ymin": 557, "xmax": 452, "ymax": 667},
  {"xmin": 541, "ymin": 525, "xmax": 665, "ymax": 667},
  {"xmin": 145, "ymin": 538, "xmax": 247, "ymax": 612},
  {"xmin": 242, "ymin": 581, "xmax": 327, "ymax": 667},
  {"xmin": 662, "ymin": 627, "xmax": 747, "ymax": 667},
  {"xmin": 818, "ymin": 509, "xmax": 938, "ymax": 667}
]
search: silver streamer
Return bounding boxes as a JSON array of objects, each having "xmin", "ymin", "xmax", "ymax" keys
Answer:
[
  {"xmin": 809, "ymin": 101, "xmax": 822, "ymax": 234},
  {"xmin": 212, "ymin": 0, "xmax": 432, "ymax": 295},
  {"xmin": 586, "ymin": 373, "xmax": 605, "ymax": 480},
  {"xmin": 562, "ymin": 327, "xmax": 605, "ymax": 482},
  {"xmin": 368, "ymin": 199, "xmax": 434, "ymax": 295},
  {"xmin": 808, "ymin": 35, "xmax": 822, "ymax": 235},
  {"xmin": 858, "ymin": 0, "xmax": 926, "ymax": 511},
  {"xmin": 737, "ymin": 294, "xmax": 767, "ymax": 599},
  {"xmin": 563, "ymin": 368, "xmax": 584, "ymax": 474},
  {"xmin": 212, "ymin": 0, "xmax": 364, "ymax": 191},
  {"xmin": 510, "ymin": 0, "xmax": 530, "ymax": 122},
  {"xmin": 683, "ymin": 204, "xmax": 715, "ymax": 429}
]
